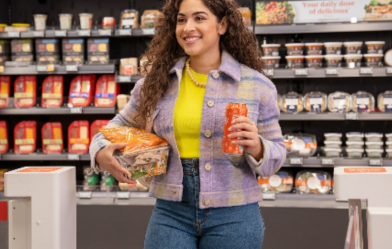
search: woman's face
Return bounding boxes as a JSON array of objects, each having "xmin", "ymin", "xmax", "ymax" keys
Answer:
[{"xmin": 176, "ymin": 0, "xmax": 227, "ymax": 57}]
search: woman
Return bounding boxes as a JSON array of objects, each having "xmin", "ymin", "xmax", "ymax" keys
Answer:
[{"xmin": 90, "ymin": 0, "xmax": 286, "ymax": 248}]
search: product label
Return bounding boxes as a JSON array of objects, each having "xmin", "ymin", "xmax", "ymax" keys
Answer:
[
  {"xmin": 333, "ymin": 96, "xmax": 347, "ymax": 111},
  {"xmin": 384, "ymin": 94, "xmax": 392, "ymax": 113},
  {"xmin": 17, "ymin": 167, "xmax": 63, "ymax": 173},
  {"xmin": 43, "ymin": 139, "xmax": 63, "ymax": 145},
  {"xmin": 95, "ymin": 93, "xmax": 115, "ymax": 98},
  {"xmin": 87, "ymin": 175, "xmax": 99, "ymax": 186},
  {"xmin": 285, "ymin": 96, "xmax": 298, "ymax": 113},
  {"xmin": 365, "ymin": 57, "xmax": 382, "ymax": 67},
  {"xmin": 288, "ymin": 59, "xmax": 304, "ymax": 68},
  {"xmin": 14, "ymin": 93, "xmax": 33, "ymax": 98},
  {"xmin": 309, "ymin": 95, "xmax": 323, "ymax": 112},
  {"xmin": 346, "ymin": 46, "xmax": 361, "ymax": 54},
  {"xmin": 15, "ymin": 139, "xmax": 34, "ymax": 145},
  {"xmin": 263, "ymin": 47, "xmax": 279, "ymax": 56},
  {"xmin": 344, "ymin": 167, "xmax": 386, "ymax": 173},
  {"xmin": 69, "ymin": 138, "xmax": 89, "ymax": 144},
  {"xmin": 105, "ymin": 175, "xmax": 115, "ymax": 186},
  {"xmin": 269, "ymin": 175, "xmax": 282, "ymax": 187},
  {"xmin": 70, "ymin": 93, "xmax": 89, "ymax": 98},
  {"xmin": 326, "ymin": 46, "xmax": 341, "ymax": 55},
  {"xmin": 356, "ymin": 94, "xmax": 369, "ymax": 112},
  {"xmin": 42, "ymin": 93, "xmax": 61, "ymax": 99},
  {"xmin": 306, "ymin": 46, "xmax": 322, "ymax": 55},
  {"xmin": 122, "ymin": 17, "xmax": 135, "ymax": 29},
  {"xmin": 307, "ymin": 58, "xmax": 322, "ymax": 68},
  {"xmin": 0, "ymin": 139, "xmax": 8, "ymax": 144},
  {"xmin": 367, "ymin": 45, "xmax": 383, "ymax": 54},
  {"xmin": 287, "ymin": 47, "xmax": 303, "ymax": 55}
]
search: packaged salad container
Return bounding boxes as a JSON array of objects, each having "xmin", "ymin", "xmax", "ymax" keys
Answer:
[
  {"xmin": 94, "ymin": 75, "xmax": 119, "ymax": 107},
  {"xmin": 14, "ymin": 76, "xmax": 36, "ymax": 108},
  {"xmin": 304, "ymin": 91, "xmax": 327, "ymax": 113},
  {"xmin": 346, "ymin": 132, "xmax": 364, "ymax": 142},
  {"xmin": 324, "ymin": 141, "xmax": 342, "ymax": 149},
  {"xmin": 365, "ymin": 41, "xmax": 385, "ymax": 54},
  {"xmin": 285, "ymin": 43, "xmax": 304, "ymax": 55},
  {"xmin": 261, "ymin": 44, "xmax": 280, "ymax": 56},
  {"xmin": 14, "ymin": 121, "xmax": 36, "ymax": 154},
  {"xmin": 286, "ymin": 55, "xmax": 304, "ymax": 68},
  {"xmin": 365, "ymin": 133, "xmax": 383, "ymax": 142},
  {"xmin": 324, "ymin": 55, "xmax": 342, "ymax": 68},
  {"xmin": 141, "ymin": 10, "xmax": 163, "ymax": 29},
  {"xmin": 258, "ymin": 171, "xmax": 293, "ymax": 193},
  {"xmin": 305, "ymin": 43, "xmax": 323, "ymax": 55},
  {"xmin": 0, "ymin": 121, "xmax": 8, "ymax": 154},
  {"xmin": 0, "ymin": 76, "xmax": 10, "ymax": 108},
  {"xmin": 327, "ymin": 91, "xmax": 352, "ymax": 113},
  {"xmin": 344, "ymin": 54, "xmax": 363, "ymax": 68},
  {"xmin": 295, "ymin": 170, "xmax": 332, "ymax": 194},
  {"xmin": 305, "ymin": 55, "xmax": 323, "ymax": 68},
  {"xmin": 324, "ymin": 42, "xmax": 342, "ymax": 55},
  {"xmin": 42, "ymin": 122, "xmax": 63, "ymax": 154},
  {"xmin": 282, "ymin": 92, "xmax": 304, "ymax": 113},
  {"xmin": 365, "ymin": 142, "xmax": 383, "ymax": 150},
  {"xmin": 42, "ymin": 76, "xmax": 63, "ymax": 108},
  {"xmin": 364, "ymin": 54, "xmax": 383, "ymax": 67},
  {"xmin": 284, "ymin": 133, "xmax": 317, "ymax": 157},
  {"xmin": 346, "ymin": 141, "xmax": 364, "ymax": 149},
  {"xmin": 11, "ymin": 39, "xmax": 33, "ymax": 62},
  {"xmin": 343, "ymin": 42, "xmax": 363, "ymax": 54},
  {"xmin": 366, "ymin": 149, "xmax": 383, "ymax": 158},
  {"xmin": 324, "ymin": 148, "xmax": 342, "ymax": 158},
  {"xmin": 36, "ymin": 39, "xmax": 60, "ymax": 63},
  {"xmin": 324, "ymin": 133, "xmax": 342, "ymax": 141},
  {"xmin": 351, "ymin": 91, "xmax": 375, "ymax": 113},
  {"xmin": 261, "ymin": 56, "xmax": 280, "ymax": 69},
  {"xmin": 378, "ymin": 91, "xmax": 392, "ymax": 113},
  {"xmin": 87, "ymin": 38, "xmax": 109, "ymax": 64},
  {"xmin": 346, "ymin": 148, "xmax": 364, "ymax": 158},
  {"xmin": 68, "ymin": 120, "xmax": 90, "ymax": 154},
  {"xmin": 62, "ymin": 39, "xmax": 85, "ymax": 64}
]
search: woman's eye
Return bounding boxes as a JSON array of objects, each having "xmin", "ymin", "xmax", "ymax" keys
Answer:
[
  {"xmin": 196, "ymin": 16, "xmax": 205, "ymax": 21},
  {"xmin": 177, "ymin": 18, "xmax": 185, "ymax": 23}
]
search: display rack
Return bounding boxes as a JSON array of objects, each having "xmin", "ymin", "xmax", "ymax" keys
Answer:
[
  {"xmin": 283, "ymin": 157, "xmax": 390, "ymax": 167},
  {"xmin": 0, "ymin": 63, "xmax": 115, "ymax": 75},
  {"xmin": 115, "ymin": 74, "xmax": 142, "ymax": 83},
  {"xmin": 0, "ymin": 106, "xmax": 116, "ymax": 115},
  {"xmin": 0, "ymin": 152, "xmax": 90, "ymax": 161},
  {"xmin": 280, "ymin": 113, "xmax": 392, "ymax": 121}
]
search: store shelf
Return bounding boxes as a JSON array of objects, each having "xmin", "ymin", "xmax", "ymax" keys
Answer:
[
  {"xmin": 280, "ymin": 112, "xmax": 392, "ymax": 121},
  {"xmin": 114, "ymin": 28, "xmax": 155, "ymax": 37},
  {"xmin": 0, "ymin": 63, "xmax": 115, "ymax": 75},
  {"xmin": 115, "ymin": 74, "xmax": 142, "ymax": 83},
  {"xmin": 0, "ymin": 152, "xmax": 90, "ymax": 161},
  {"xmin": 0, "ymin": 106, "xmax": 116, "ymax": 115},
  {"xmin": 255, "ymin": 21, "xmax": 392, "ymax": 35},
  {"xmin": 283, "ymin": 157, "xmax": 391, "ymax": 167}
]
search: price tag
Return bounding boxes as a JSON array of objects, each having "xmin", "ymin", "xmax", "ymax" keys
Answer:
[
  {"xmin": 33, "ymin": 31, "xmax": 44, "ymax": 37},
  {"xmin": 98, "ymin": 29, "xmax": 112, "ymax": 36},
  {"xmin": 326, "ymin": 68, "xmax": 338, "ymax": 75},
  {"xmin": 130, "ymin": 192, "xmax": 149, "ymax": 198},
  {"xmin": 47, "ymin": 64, "xmax": 55, "ymax": 72},
  {"xmin": 0, "ymin": 66, "xmax": 4, "ymax": 73},
  {"xmin": 118, "ymin": 29, "xmax": 132, "ymax": 36},
  {"xmin": 70, "ymin": 107, "xmax": 83, "ymax": 114},
  {"xmin": 78, "ymin": 30, "xmax": 91, "ymax": 36},
  {"xmin": 54, "ymin": 30, "xmax": 67, "ymax": 37},
  {"xmin": 116, "ymin": 192, "xmax": 130, "ymax": 199},
  {"xmin": 142, "ymin": 29, "xmax": 155, "ymax": 35},
  {"xmin": 369, "ymin": 159, "xmax": 382, "ymax": 166},
  {"xmin": 78, "ymin": 191, "xmax": 92, "ymax": 199},
  {"xmin": 7, "ymin": 31, "xmax": 19, "ymax": 37},
  {"xmin": 387, "ymin": 68, "xmax": 392, "ymax": 74},
  {"xmin": 265, "ymin": 69, "xmax": 274, "ymax": 77},
  {"xmin": 360, "ymin": 67, "xmax": 373, "ymax": 75},
  {"xmin": 37, "ymin": 65, "xmax": 48, "ymax": 72},
  {"xmin": 295, "ymin": 69, "xmax": 307, "ymax": 76},
  {"xmin": 289, "ymin": 158, "xmax": 303, "ymax": 165},
  {"xmin": 117, "ymin": 75, "xmax": 131, "ymax": 82},
  {"xmin": 262, "ymin": 192, "xmax": 276, "ymax": 200},
  {"xmin": 345, "ymin": 112, "xmax": 358, "ymax": 120},
  {"xmin": 68, "ymin": 154, "xmax": 79, "ymax": 160},
  {"xmin": 66, "ymin": 64, "xmax": 78, "ymax": 72},
  {"xmin": 321, "ymin": 158, "xmax": 334, "ymax": 166}
]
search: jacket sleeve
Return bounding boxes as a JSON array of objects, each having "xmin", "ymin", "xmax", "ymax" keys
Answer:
[
  {"xmin": 89, "ymin": 78, "xmax": 145, "ymax": 174},
  {"xmin": 245, "ymin": 89, "xmax": 287, "ymax": 177}
]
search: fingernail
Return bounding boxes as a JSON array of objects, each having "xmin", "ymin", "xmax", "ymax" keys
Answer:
[
  {"xmin": 231, "ymin": 141, "xmax": 236, "ymax": 144},
  {"xmin": 231, "ymin": 120, "xmax": 235, "ymax": 124},
  {"xmin": 228, "ymin": 134, "xmax": 232, "ymax": 137},
  {"xmin": 228, "ymin": 127, "xmax": 232, "ymax": 131}
]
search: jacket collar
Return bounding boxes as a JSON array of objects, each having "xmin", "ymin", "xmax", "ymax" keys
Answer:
[{"xmin": 169, "ymin": 50, "xmax": 241, "ymax": 82}]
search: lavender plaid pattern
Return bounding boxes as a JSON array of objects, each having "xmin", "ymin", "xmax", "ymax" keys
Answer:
[{"xmin": 89, "ymin": 50, "xmax": 286, "ymax": 209}]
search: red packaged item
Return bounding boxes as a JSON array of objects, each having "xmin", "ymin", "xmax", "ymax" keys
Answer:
[
  {"xmin": 14, "ymin": 76, "xmax": 36, "ymax": 108},
  {"xmin": 68, "ymin": 120, "xmax": 89, "ymax": 154},
  {"xmin": 42, "ymin": 76, "xmax": 63, "ymax": 108},
  {"xmin": 222, "ymin": 103, "xmax": 248, "ymax": 155},
  {"xmin": 14, "ymin": 121, "xmax": 36, "ymax": 154},
  {"xmin": 0, "ymin": 121, "xmax": 8, "ymax": 154},
  {"xmin": 90, "ymin": 120, "xmax": 109, "ymax": 141},
  {"xmin": 102, "ymin": 17, "xmax": 116, "ymax": 29},
  {"xmin": 42, "ymin": 122, "xmax": 63, "ymax": 153},
  {"xmin": 68, "ymin": 75, "xmax": 95, "ymax": 107},
  {"xmin": 94, "ymin": 75, "xmax": 119, "ymax": 107},
  {"xmin": 0, "ymin": 76, "xmax": 11, "ymax": 108}
]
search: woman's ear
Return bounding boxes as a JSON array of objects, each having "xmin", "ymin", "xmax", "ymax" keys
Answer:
[{"xmin": 218, "ymin": 16, "xmax": 228, "ymax": 35}]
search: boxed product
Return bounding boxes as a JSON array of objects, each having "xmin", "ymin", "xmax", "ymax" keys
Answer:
[
  {"xmin": 87, "ymin": 38, "xmax": 109, "ymax": 64},
  {"xmin": 0, "ymin": 169, "xmax": 9, "ymax": 191},
  {"xmin": 324, "ymin": 133, "xmax": 342, "ymax": 141},
  {"xmin": 0, "ymin": 76, "xmax": 10, "ymax": 108},
  {"xmin": 378, "ymin": 91, "xmax": 392, "ymax": 112},
  {"xmin": 121, "ymin": 9, "xmax": 139, "ymax": 29},
  {"xmin": 100, "ymin": 127, "xmax": 169, "ymax": 180},
  {"xmin": 141, "ymin": 10, "xmax": 163, "ymax": 29},
  {"xmin": 90, "ymin": 120, "xmax": 110, "ymax": 141},
  {"xmin": 304, "ymin": 91, "xmax": 327, "ymax": 113},
  {"xmin": 327, "ymin": 91, "xmax": 352, "ymax": 113},
  {"xmin": 11, "ymin": 39, "xmax": 33, "ymax": 62},
  {"xmin": 14, "ymin": 76, "xmax": 36, "ymax": 108},
  {"xmin": 95, "ymin": 75, "xmax": 119, "ymax": 107},
  {"xmin": 41, "ymin": 122, "xmax": 63, "ymax": 153},
  {"xmin": 284, "ymin": 133, "xmax": 317, "ymax": 157},
  {"xmin": 282, "ymin": 92, "xmax": 304, "ymax": 113},
  {"xmin": 258, "ymin": 171, "xmax": 293, "ymax": 193},
  {"xmin": 68, "ymin": 121, "xmax": 90, "ymax": 154},
  {"xmin": 0, "ymin": 121, "xmax": 8, "ymax": 154},
  {"xmin": 83, "ymin": 166, "xmax": 99, "ymax": 191},
  {"xmin": 351, "ymin": 91, "xmax": 375, "ymax": 113},
  {"xmin": 69, "ymin": 75, "xmax": 95, "ymax": 107},
  {"xmin": 14, "ymin": 121, "xmax": 36, "ymax": 154},
  {"xmin": 100, "ymin": 171, "xmax": 116, "ymax": 191},
  {"xmin": 295, "ymin": 170, "xmax": 332, "ymax": 194},
  {"xmin": 0, "ymin": 40, "xmax": 11, "ymax": 64},
  {"xmin": 238, "ymin": 7, "xmax": 251, "ymax": 26},
  {"xmin": 102, "ymin": 17, "xmax": 116, "ymax": 30},
  {"xmin": 324, "ymin": 148, "xmax": 342, "ymax": 158},
  {"xmin": 120, "ymin": 58, "xmax": 138, "ymax": 75},
  {"xmin": 35, "ymin": 39, "xmax": 60, "ymax": 63},
  {"xmin": 62, "ymin": 39, "xmax": 84, "ymax": 64},
  {"xmin": 117, "ymin": 94, "xmax": 131, "ymax": 111},
  {"xmin": 42, "ymin": 76, "xmax": 63, "ymax": 108}
]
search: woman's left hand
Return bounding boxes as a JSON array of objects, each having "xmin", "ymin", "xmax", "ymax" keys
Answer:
[{"xmin": 227, "ymin": 117, "xmax": 264, "ymax": 161}]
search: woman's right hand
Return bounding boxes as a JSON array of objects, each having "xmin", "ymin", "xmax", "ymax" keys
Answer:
[{"xmin": 95, "ymin": 143, "xmax": 135, "ymax": 184}]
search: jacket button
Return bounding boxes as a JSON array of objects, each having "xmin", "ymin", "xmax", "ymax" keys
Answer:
[
  {"xmin": 207, "ymin": 100, "xmax": 214, "ymax": 107},
  {"xmin": 204, "ymin": 163, "xmax": 212, "ymax": 171},
  {"xmin": 204, "ymin": 130, "xmax": 212, "ymax": 138},
  {"xmin": 204, "ymin": 199, "xmax": 211, "ymax": 206},
  {"xmin": 212, "ymin": 72, "xmax": 220, "ymax": 79}
]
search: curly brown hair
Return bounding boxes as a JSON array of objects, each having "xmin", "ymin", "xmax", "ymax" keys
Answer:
[{"xmin": 138, "ymin": 0, "xmax": 263, "ymax": 126}]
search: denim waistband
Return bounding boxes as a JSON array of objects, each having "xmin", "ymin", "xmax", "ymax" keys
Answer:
[{"xmin": 180, "ymin": 158, "xmax": 199, "ymax": 175}]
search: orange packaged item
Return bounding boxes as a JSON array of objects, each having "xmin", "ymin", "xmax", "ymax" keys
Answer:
[
  {"xmin": 42, "ymin": 122, "xmax": 63, "ymax": 153},
  {"xmin": 14, "ymin": 121, "xmax": 36, "ymax": 154},
  {"xmin": 68, "ymin": 75, "xmax": 95, "ymax": 107},
  {"xmin": 68, "ymin": 120, "xmax": 89, "ymax": 154},
  {"xmin": 0, "ymin": 121, "xmax": 8, "ymax": 153},
  {"xmin": 90, "ymin": 120, "xmax": 109, "ymax": 141},
  {"xmin": 42, "ymin": 76, "xmax": 63, "ymax": 108},
  {"xmin": 14, "ymin": 76, "xmax": 36, "ymax": 108},
  {"xmin": 100, "ymin": 127, "xmax": 169, "ymax": 180},
  {"xmin": 94, "ymin": 75, "xmax": 119, "ymax": 107},
  {"xmin": 0, "ymin": 76, "xmax": 10, "ymax": 108}
]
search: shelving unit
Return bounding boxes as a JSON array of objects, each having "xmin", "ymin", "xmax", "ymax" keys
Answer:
[
  {"xmin": 283, "ymin": 157, "xmax": 389, "ymax": 167},
  {"xmin": 280, "ymin": 113, "xmax": 392, "ymax": 121},
  {"xmin": 0, "ymin": 63, "xmax": 115, "ymax": 75},
  {"xmin": 0, "ymin": 152, "xmax": 90, "ymax": 161},
  {"xmin": 0, "ymin": 106, "xmax": 116, "ymax": 115}
]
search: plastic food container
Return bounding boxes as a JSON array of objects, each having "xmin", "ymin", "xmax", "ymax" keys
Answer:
[
  {"xmin": 62, "ymin": 39, "xmax": 84, "ymax": 64},
  {"xmin": 305, "ymin": 43, "xmax": 323, "ymax": 55},
  {"xmin": 258, "ymin": 171, "xmax": 294, "ymax": 193},
  {"xmin": 262, "ymin": 56, "xmax": 280, "ymax": 69},
  {"xmin": 295, "ymin": 170, "xmax": 332, "ymax": 194},
  {"xmin": 121, "ymin": 9, "xmax": 139, "ymax": 29},
  {"xmin": 42, "ymin": 122, "xmax": 63, "ymax": 154},
  {"xmin": 304, "ymin": 91, "xmax": 327, "ymax": 113},
  {"xmin": 238, "ymin": 7, "xmax": 251, "ymax": 26},
  {"xmin": 0, "ymin": 76, "xmax": 11, "ymax": 108},
  {"xmin": 59, "ymin": 14, "xmax": 72, "ymax": 30},
  {"xmin": 324, "ymin": 55, "xmax": 342, "ymax": 68},
  {"xmin": 11, "ymin": 39, "xmax": 33, "ymax": 62},
  {"xmin": 87, "ymin": 38, "xmax": 109, "ymax": 64},
  {"xmin": 327, "ymin": 91, "xmax": 352, "ymax": 113},
  {"xmin": 277, "ymin": 94, "xmax": 282, "ymax": 111},
  {"xmin": 83, "ymin": 166, "xmax": 99, "ymax": 191},
  {"xmin": 79, "ymin": 13, "xmax": 93, "ymax": 30},
  {"xmin": 347, "ymin": 132, "xmax": 364, "ymax": 142},
  {"xmin": 386, "ymin": 142, "xmax": 392, "ymax": 149},
  {"xmin": 364, "ymin": 54, "xmax": 383, "ymax": 67},
  {"xmin": 141, "ymin": 10, "xmax": 163, "ymax": 29},
  {"xmin": 346, "ymin": 141, "xmax": 364, "ymax": 149},
  {"xmin": 120, "ymin": 58, "xmax": 138, "ymax": 75},
  {"xmin": 261, "ymin": 44, "xmax": 281, "ymax": 56},
  {"xmin": 14, "ymin": 76, "xmax": 36, "ymax": 108},
  {"xmin": 284, "ymin": 133, "xmax": 317, "ymax": 157},
  {"xmin": 324, "ymin": 42, "xmax": 343, "ymax": 55},
  {"xmin": 0, "ymin": 40, "xmax": 11, "ymax": 64},
  {"xmin": 42, "ymin": 76, "xmax": 63, "ymax": 108},
  {"xmin": 324, "ymin": 141, "xmax": 342, "ymax": 149},
  {"xmin": 365, "ymin": 41, "xmax": 385, "ymax": 54},
  {"xmin": 69, "ymin": 75, "xmax": 95, "ymax": 107},
  {"xmin": 14, "ymin": 121, "xmax": 36, "ymax": 154},
  {"xmin": 282, "ymin": 92, "xmax": 304, "ymax": 113},
  {"xmin": 365, "ymin": 142, "xmax": 383, "ymax": 150},
  {"xmin": 324, "ymin": 133, "xmax": 342, "ymax": 141},
  {"xmin": 94, "ymin": 75, "xmax": 119, "ymax": 107},
  {"xmin": 324, "ymin": 148, "xmax": 342, "ymax": 158},
  {"xmin": 378, "ymin": 91, "xmax": 392, "ymax": 113},
  {"xmin": 386, "ymin": 149, "xmax": 392, "ymax": 158},
  {"xmin": 90, "ymin": 120, "xmax": 110, "ymax": 141},
  {"xmin": 0, "ymin": 121, "xmax": 8, "ymax": 154},
  {"xmin": 36, "ymin": 39, "xmax": 60, "ymax": 63},
  {"xmin": 33, "ymin": 14, "xmax": 47, "ymax": 31},
  {"xmin": 367, "ymin": 149, "xmax": 383, "ymax": 158},
  {"xmin": 100, "ymin": 171, "xmax": 116, "ymax": 192},
  {"xmin": 387, "ymin": 133, "xmax": 392, "ymax": 142},
  {"xmin": 385, "ymin": 49, "xmax": 392, "ymax": 67},
  {"xmin": 344, "ymin": 54, "xmax": 363, "ymax": 68},
  {"xmin": 351, "ymin": 91, "xmax": 375, "ymax": 113},
  {"xmin": 68, "ymin": 120, "xmax": 90, "ymax": 154},
  {"xmin": 285, "ymin": 43, "xmax": 304, "ymax": 55},
  {"xmin": 346, "ymin": 148, "xmax": 364, "ymax": 158},
  {"xmin": 286, "ymin": 56, "xmax": 304, "ymax": 69},
  {"xmin": 305, "ymin": 55, "xmax": 323, "ymax": 68},
  {"xmin": 343, "ymin": 42, "xmax": 363, "ymax": 54},
  {"xmin": 102, "ymin": 17, "xmax": 116, "ymax": 29},
  {"xmin": 365, "ymin": 133, "xmax": 383, "ymax": 142}
]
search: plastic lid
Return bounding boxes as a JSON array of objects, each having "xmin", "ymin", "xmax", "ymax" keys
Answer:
[
  {"xmin": 364, "ymin": 54, "xmax": 384, "ymax": 58},
  {"xmin": 366, "ymin": 149, "xmax": 383, "ymax": 153},
  {"xmin": 285, "ymin": 43, "xmax": 304, "ymax": 47},
  {"xmin": 386, "ymin": 133, "xmax": 392, "ymax": 137},
  {"xmin": 262, "ymin": 44, "xmax": 281, "ymax": 47},
  {"xmin": 386, "ymin": 141, "xmax": 392, "ymax": 145},
  {"xmin": 346, "ymin": 148, "xmax": 364, "ymax": 152},
  {"xmin": 286, "ymin": 55, "xmax": 305, "ymax": 59},
  {"xmin": 324, "ymin": 141, "xmax": 342, "ymax": 145},
  {"xmin": 343, "ymin": 42, "xmax": 363, "ymax": 46},
  {"xmin": 305, "ymin": 43, "xmax": 323, "ymax": 46},
  {"xmin": 365, "ymin": 41, "xmax": 385, "ymax": 45},
  {"xmin": 261, "ymin": 56, "xmax": 281, "ymax": 60},
  {"xmin": 325, "ymin": 133, "xmax": 342, "ymax": 137},
  {"xmin": 346, "ymin": 132, "xmax": 364, "ymax": 137},
  {"xmin": 346, "ymin": 141, "xmax": 364, "ymax": 145},
  {"xmin": 365, "ymin": 142, "xmax": 383, "ymax": 145},
  {"xmin": 12, "ymin": 23, "xmax": 30, "ymax": 27},
  {"xmin": 324, "ymin": 55, "xmax": 343, "ymax": 59},
  {"xmin": 323, "ymin": 42, "xmax": 343, "ymax": 46},
  {"xmin": 324, "ymin": 148, "xmax": 342, "ymax": 152},
  {"xmin": 343, "ymin": 54, "xmax": 363, "ymax": 59},
  {"xmin": 365, "ymin": 133, "xmax": 383, "ymax": 138},
  {"xmin": 305, "ymin": 55, "xmax": 324, "ymax": 59}
]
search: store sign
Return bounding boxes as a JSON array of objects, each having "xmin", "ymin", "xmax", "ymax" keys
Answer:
[
  {"xmin": 17, "ymin": 167, "xmax": 63, "ymax": 173},
  {"xmin": 344, "ymin": 167, "xmax": 386, "ymax": 173},
  {"xmin": 256, "ymin": 1, "xmax": 392, "ymax": 25}
]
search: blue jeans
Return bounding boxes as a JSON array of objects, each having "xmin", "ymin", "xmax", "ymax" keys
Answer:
[{"xmin": 144, "ymin": 158, "xmax": 265, "ymax": 249}]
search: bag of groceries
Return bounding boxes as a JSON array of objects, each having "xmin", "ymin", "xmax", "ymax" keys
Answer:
[{"xmin": 100, "ymin": 127, "xmax": 169, "ymax": 181}]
